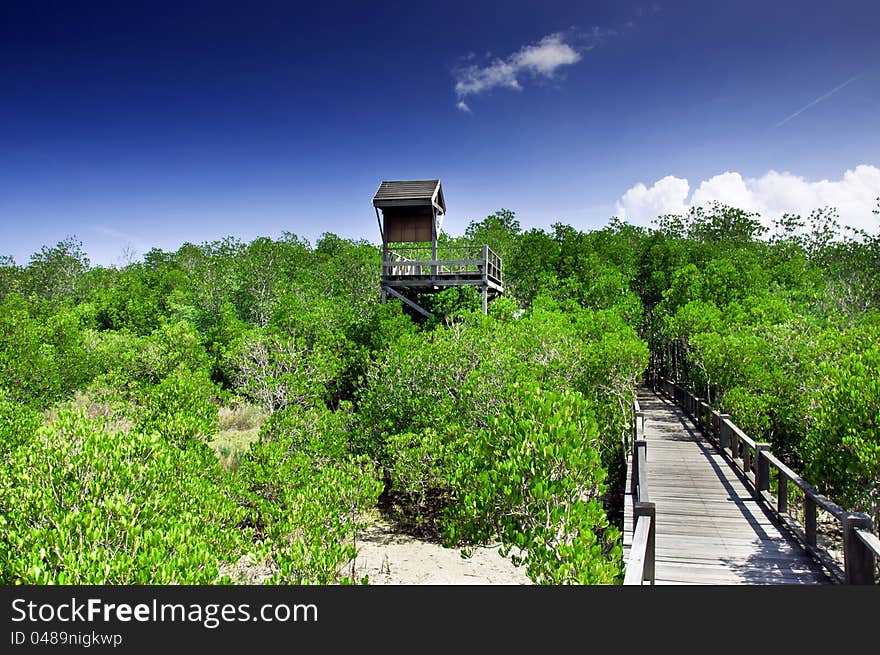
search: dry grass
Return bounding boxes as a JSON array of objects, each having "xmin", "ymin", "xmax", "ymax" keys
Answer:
[
  {"xmin": 45, "ymin": 392, "xmax": 266, "ymax": 471},
  {"xmin": 210, "ymin": 402, "xmax": 267, "ymax": 471},
  {"xmin": 217, "ymin": 553, "xmax": 277, "ymax": 584},
  {"xmin": 44, "ymin": 388, "xmax": 133, "ymax": 434},
  {"xmin": 218, "ymin": 403, "xmax": 265, "ymax": 432}
]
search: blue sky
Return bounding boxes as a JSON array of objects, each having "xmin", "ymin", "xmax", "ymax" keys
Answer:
[{"xmin": 2, "ymin": 0, "xmax": 879, "ymax": 266}]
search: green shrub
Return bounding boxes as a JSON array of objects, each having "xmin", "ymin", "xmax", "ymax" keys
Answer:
[
  {"xmin": 135, "ymin": 365, "xmax": 220, "ymax": 446},
  {"xmin": 0, "ymin": 410, "xmax": 245, "ymax": 584},
  {"xmin": 442, "ymin": 384, "xmax": 621, "ymax": 584},
  {"xmin": 236, "ymin": 405, "xmax": 382, "ymax": 584},
  {"xmin": 0, "ymin": 391, "xmax": 44, "ymax": 458},
  {"xmin": 802, "ymin": 343, "xmax": 880, "ymax": 526},
  {"xmin": 0, "ymin": 295, "xmax": 94, "ymax": 407}
]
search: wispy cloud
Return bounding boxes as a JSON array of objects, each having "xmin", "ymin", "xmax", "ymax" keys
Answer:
[
  {"xmin": 453, "ymin": 32, "xmax": 585, "ymax": 111},
  {"xmin": 93, "ymin": 224, "xmax": 141, "ymax": 242},
  {"xmin": 775, "ymin": 72, "xmax": 865, "ymax": 128},
  {"xmin": 451, "ymin": 12, "xmax": 649, "ymax": 113},
  {"xmin": 92, "ymin": 224, "xmax": 148, "ymax": 264}
]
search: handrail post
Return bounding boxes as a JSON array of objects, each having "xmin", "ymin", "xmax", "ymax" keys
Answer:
[
  {"xmin": 719, "ymin": 414, "xmax": 730, "ymax": 449},
  {"xmin": 694, "ymin": 397, "xmax": 702, "ymax": 428},
  {"xmin": 777, "ymin": 471, "xmax": 788, "ymax": 514},
  {"xmin": 632, "ymin": 409, "xmax": 645, "ymax": 447},
  {"xmin": 631, "ymin": 439, "xmax": 640, "ymax": 498},
  {"xmin": 634, "ymin": 502, "xmax": 656, "ymax": 585},
  {"xmin": 633, "ymin": 438, "xmax": 648, "ymax": 500},
  {"xmin": 729, "ymin": 422, "xmax": 739, "ymax": 464},
  {"xmin": 841, "ymin": 512, "xmax": 874, "ymax": 584},
  {"xmin": 755, "ymin": 443, "xmax": 770, "ymax": 499},
  {"xmin": 804, "ymin": 496, "xmax": 817, "ymax": 547}
]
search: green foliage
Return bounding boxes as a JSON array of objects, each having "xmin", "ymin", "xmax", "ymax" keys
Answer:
[
  {"xmin": 89, "ymin": 265, "xmax": 172, "ymax": 334},
  {"xmin": 487, "ymin": 295, "xmax": 520, "ymax": 322},
  {"xmin": 0, "ymin": 294, "xmax": 93, "ymax": 408},
  {"xmin": 505, "ymin": 228, "xmax": 560, "ymax": 306},
  {"xmin": 0, "ymin": 392, "xmax": 43, "ymax": 458},
  {"xmin": 236, "ymin": 405, "xmax": 382, "ymax": 584},
  {"xmin": 802, "ymin": 343, "xmax": 880, "ymax": 525},
  {"xmin": 0, "ymin": 411, "xmax": 244, "ymax": 584},
  {"xmin": 464, "ymin": 208, "xmax": 521, "ymax": 263},
  {"xmin": 135, "ymin": 365, "xmax": 220, "ymax": 446},
  {"xmin": 655, "ymin": 203, "xmax": 768, "ymax": 243},
  {"xmin": 443, "ymin": 384, "xmax": 621, "ymax": 584},
  {"xmin": 87, "ymin": 320, "xmax": 211, "ymax": 388},
  {"xmin": 0, "ymin": 255, "xmax": 23, "ymax": 299},
  {"xmin": 23, "ymin": 236, "xmax": 90, "ymax": 302},
  {"xmin": 427, "ymin": 286, "xmax": 482, "ymax": 319}
]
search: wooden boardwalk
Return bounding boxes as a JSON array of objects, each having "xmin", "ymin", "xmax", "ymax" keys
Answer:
[{"xmin": 624, "ymin": 389, "xmax": 831, "ymax": 585}]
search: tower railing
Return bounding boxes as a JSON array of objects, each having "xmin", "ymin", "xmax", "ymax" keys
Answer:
[{"xmin": 382, "ymin": 244, "xmax": 502, "ymax": 286}]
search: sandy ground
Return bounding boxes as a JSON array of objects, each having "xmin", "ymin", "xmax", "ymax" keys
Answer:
[{"xmin": 350, "ymin": 520, "xmax": 532, "ymax": 585}]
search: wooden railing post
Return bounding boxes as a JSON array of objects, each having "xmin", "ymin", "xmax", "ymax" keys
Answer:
[
  {"xmin": 719, "ymin": 414, "xmax": 730, "ymax": 449},
  {"xmin": 841, "ymin": 513, "xmax": 874, "ymax": 584},
  {"xmin": 634, "ymin": 502, "xmax": 656, "ymax": 585},
  {"xmin": 633, "ymin": 439, "xmax": 648, "ymax": 501},
  {"xmin": 633, "ymin": 410, "xmax": 645, "ymax": 443},
  {"xmin": 804, "ymin": 496, "xmax": 817, "ymax": 547},
  {"xmin": 632, "ymin": 438, "xmax": 645, "ymax": 498},
  {"xmin": 694, "ymin": 397, "xmax": 702, "ymax": 427},
  {"xmin": 729, "ymin": 422, "xmax": 740, "ymax": 464},
  {"xmin": 777, "ymin": 471, "xmax": 788, "ymax": 514},
  {"xmin": 755, "ymin": 443, "xmax": 770, "ymax": 498}
]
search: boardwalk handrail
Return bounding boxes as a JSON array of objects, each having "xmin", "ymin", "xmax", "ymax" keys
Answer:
[
  {"xmin": 657, "ymin": 377, "xmax": 879, "ymax": 585},
  {"xmin": 623, "ymin": 514, "xmax": 653, "ymax": 585},
  {"xmin": 625, "ymin": 397, "xmax": 655, "ymax": 585}
]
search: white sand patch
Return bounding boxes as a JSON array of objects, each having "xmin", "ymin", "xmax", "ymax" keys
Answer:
[{"xmin": 351, "ymin": 520, "xmax": 533, "ymax": 585}]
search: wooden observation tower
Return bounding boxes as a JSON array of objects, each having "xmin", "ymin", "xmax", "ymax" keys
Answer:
[{"xmin": 373, "ymin": 179, "xmax": 503, "ymax": 319}]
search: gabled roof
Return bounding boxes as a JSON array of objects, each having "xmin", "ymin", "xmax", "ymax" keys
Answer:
[{"xmin": 372, "ymin": 179, "xmax": 445, "ymax": 214}]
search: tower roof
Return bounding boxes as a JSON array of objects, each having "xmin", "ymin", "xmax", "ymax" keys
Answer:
[{"xmin": 372, "ymin": 179, "xmax": 445, "ymax": 214}]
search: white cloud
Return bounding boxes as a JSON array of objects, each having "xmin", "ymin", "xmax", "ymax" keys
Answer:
[
  {"xmin": 615, "ymin": 165, "xmax": 880, "ymax": 234},
  {"xmin": 453, "ymin": 33, "xmax": 581, "ymax": 110},
  {"xmin": 512, "ymin": 34, "xmax": 581, "ymax": 75},
  {"xmin": 616, "ymin": 175, "xmax": 690, "ymax": 224}
]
